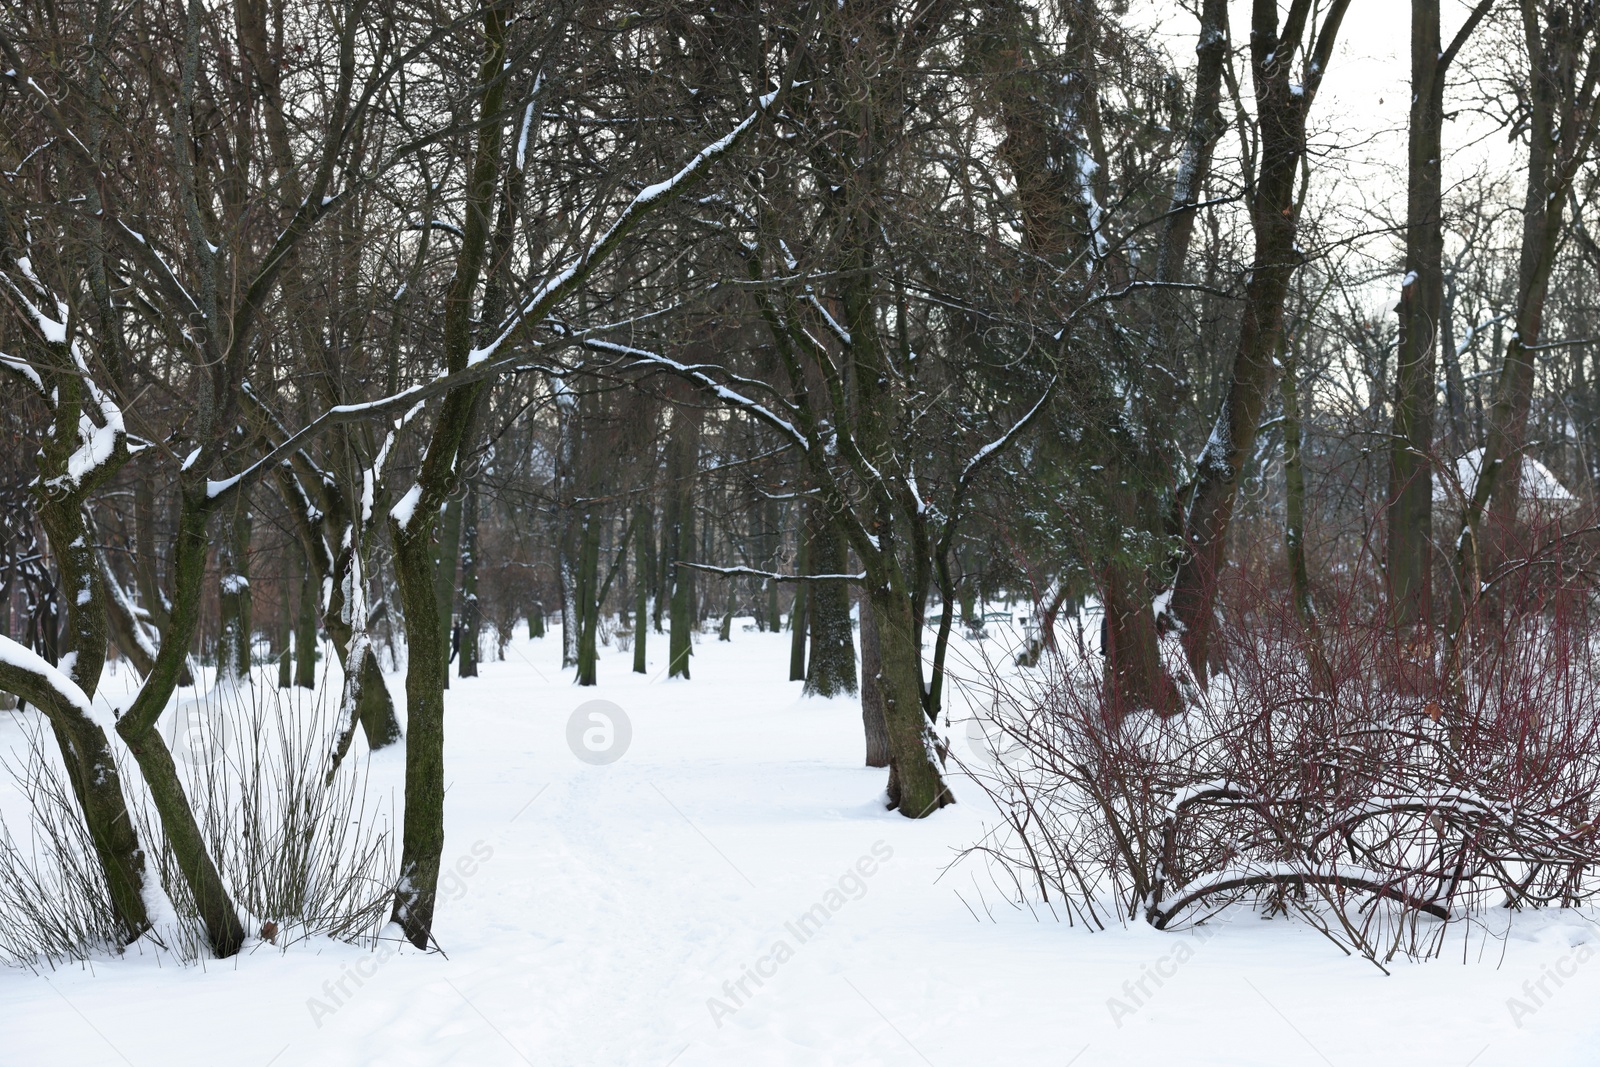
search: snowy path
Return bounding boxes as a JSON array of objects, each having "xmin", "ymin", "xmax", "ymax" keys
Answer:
[{"xmin": 2, "ymin": 628, "xmax": 1598, "ymax": 1066}]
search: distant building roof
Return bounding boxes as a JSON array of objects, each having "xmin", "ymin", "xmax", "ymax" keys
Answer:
[{"xmin": 1433, "ymin": 448, "xmax": 1577, "ymax": 507}]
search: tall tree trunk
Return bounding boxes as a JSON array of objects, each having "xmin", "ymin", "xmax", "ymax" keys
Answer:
[
  {"xmin": 868, "ymin": 581, "xmax": 952, "ymax": 815},
  {"xmin": 30, "ymin": 493, "xmax": 153, "ymax": 943},
  {"xmin": 432, "ymin": 494, "xmax": 462, "ymax": 689},
  {"xmin": 764, "ymin": 500, "xmax": 781, "ymax": 632},
  {"xmin": 1387, "ymin": 0, "xmax": 1493, "ymax": 634},
  {"xmin": 858, "ymin": 592, "xmax": 891, "ymax": 767},
  {"xmin": 295, "ymin": 546, "xmax": 318, "ymax": 689},
  {"xmin": 388, "ymin": 0, "xmax": 509, "ymax": 949},
  {"xmin": 804, "ymin": 507, "xmax": 857, "ymax": 697},
  {"xmin": 134, "ymin": 472, "xmax": 168, "ymax": 631},
  {"xmin": 1102, "ymin": 0, "xmax": 1229, "ymax": 713},
  {"xmin": 633, "ymin": 500, "xmax": 650, "ymax": 674},
  {"xmin": 459, "ymin": 481, "xmax": 480, "ymax": 678},
  {"xmin": 1170, "ymin": 0, "xmax": 1350, "ymax": 684},
  {"xmin": 666, "ymin": 404, "xmax": 699, "ymax": 680},
  {"xmin": 789, "ymin": 528, "xmax": 809, "ymax": 682},
  {"xmin": 277, "ymin": 548, "xmax": 293, "ymax": 688},
  {"xmin": 216, "ymin": 497, "xmax": 252, "ymax": 684},
  {"xmin": 114, "ymin": 494, "xmax": 247, "ymax": 957},
  {"xmin": 1460, "ymin": 0, "xmax": 1597, "ymax": 606},
  {"xmin": 1280, "ymin": 329, "xmax": 1334, "ymax": 689},
  {"xmin": 577, "ymin": 508, "xmax": 603, "ymax": 685}
]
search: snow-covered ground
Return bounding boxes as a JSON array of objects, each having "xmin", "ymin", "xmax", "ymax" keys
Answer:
[{"xmin": 2, "ymin": 623, "xmax": 1598, "ymax": 1066}]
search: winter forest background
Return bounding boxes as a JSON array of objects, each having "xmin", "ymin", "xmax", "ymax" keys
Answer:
[{"xmin": 4, "ymin": 0, "xmax": 1600, "ymax": 1062}]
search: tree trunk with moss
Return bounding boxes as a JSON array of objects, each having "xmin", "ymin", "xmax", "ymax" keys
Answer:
[
  {"xmin": 28, "ymin": 498, "xmax": 153, "ymax": 944},
  {"xmin": 114, "ymin": 493, "xmax": 247, "ymax": 957}
]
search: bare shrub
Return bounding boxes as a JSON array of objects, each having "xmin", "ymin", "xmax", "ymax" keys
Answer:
[
  {"xmin": 0, "ymin": 678, "xmax": 394, "ymax": 965},
  {"xmin": 0, "ymin": 717, "xmax": 126, "ymax": 967},
  {"xmin": 957, "ymin": 529, "xmax": 1600, "ymax": 964}
]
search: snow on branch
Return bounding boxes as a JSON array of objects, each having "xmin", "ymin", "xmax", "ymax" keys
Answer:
[
  {"xmin": 677, "ymin": 562, "xmax": 865, "ymax": 583},
  {"xmin": 0, "ymin": 349, "xmax": 46, "ymax": 396},
  {"xmin": 581, "ymin": 338, "xmax": 809, "ymax": 450},
  {"xmin": 1148, "ymin": 861, "xmax": 1451, "ymax": 928},
  {"xmin": 469, "ymin": 98, "xmax": 777, "ymax": 367},
  {"xmin": 959, "ymin": 376, "xmax": 1059, "ymax": 485},
  {"xmin": 0, "ymin": 634, "xmax": 112, "ymax": 732}
]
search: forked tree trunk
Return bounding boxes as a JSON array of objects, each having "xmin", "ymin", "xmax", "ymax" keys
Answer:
[
  {"xmin": 1458, "ymin": 0, "xmax": 1598, "ymax": 623},
  {"xmin": 388, "ymin": 0, "xmax": 510, "ymax": 947},
  {"xmin": 869, "ymin": 582, "xmax": 952, "ymax": 815},
  {"xmin": 1170, "ymin": 0, "xmax": 1349, "ymax": 683}
]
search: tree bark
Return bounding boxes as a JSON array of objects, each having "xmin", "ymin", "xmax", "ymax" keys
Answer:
[
  {"xmin": 432, "ymin": 494, "xmax": 462, "ymax": 689},
  {"xmin": 666, "ymin": 404, "xmax": 699, "ymax": 680},
  {"xmin": 276, "ymin": 547, "xmax": 293, "ymax": 688},
  {"xmin": 858, "ymin": 592, "xmax": 890, "ymax": 767},
  {"xmin": 1387, "ymin": 0, "xmax": 1494, "ymax": 634},
  {"xmin": 803, "ymin": 505, "xmax": 857, "ymax": 697},
  {"xmin": 387, "ymin": 0, "xmax": 509, "ymax": 948},
  {"xmin": 633, "ymin": 500, "xmax": 650, "ymax": 673},
  {"xmin": 114, "ymin": 494, "xmax": 247, "ymax": 957},
  {"xmin": 459, "ymin": 480, "xmax": 481, "ymax": 678},
  {"xmin": 21, "ymin": 496, "xmax": 152, "ymax": 943},
  {"xmin": 577, "ymin": 507, "xmax": 603, "ymax": 685},
  {"xmin": 295, "ymin": 543, "xmax": 318, "ymax": 689},
  {"xmin": 216, "ymin": 497, "xmax": 252, "ymax": 683},
  {"xmin": 789, "ymin": 528, "xmax": 809, "ymax": 682},
  {"xmin": 869, "ymin": 581, "xmax": 952, "ymax": 815},
  {"xmin": 1170, "ymin": 0, "xmax": 1350, "ymax": 684}
]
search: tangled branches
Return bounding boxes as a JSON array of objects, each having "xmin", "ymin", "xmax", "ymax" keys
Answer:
[{"xmin": 959, "ymin": 564, "xmax": 1600, "ymax": 963}]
